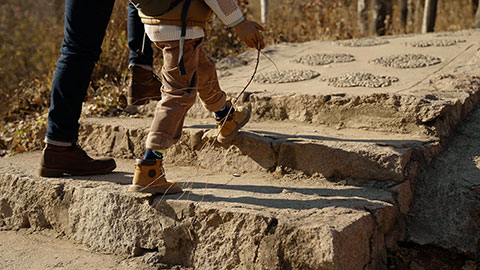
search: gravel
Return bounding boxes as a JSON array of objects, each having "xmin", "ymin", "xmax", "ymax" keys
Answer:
[
  {"xmin": 215, "ymin": 56, "xmax": 248, "ymax": 70},
  {"xmin": 254, "ymin": 70, "xmax": 320, "ymax": 84},
  {"xmin": 292, "ymin": 53, "xmax": 356, "ymax": 66},
  {"xmin": 406, "ymin": 39, "xmax": 466, "ymax": 47},
  {"xmin": 334, "ymin": 38, "xmax": 390, "ymax": 47},
  {"xmin": 328, "ymin": 72, "xmax": 399, "ymax": 88},
  {"xmin": 371, "ymin": 54, "xmax": 442, "ymax": 68},
  {"xmin": 436, "ymin": 29, "xmax": 477, "ymax": 37}
]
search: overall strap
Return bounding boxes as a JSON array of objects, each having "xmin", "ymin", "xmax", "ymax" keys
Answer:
[{"xmin": 178, "ymin": 0, "xmax": 191, "ymax": 75}]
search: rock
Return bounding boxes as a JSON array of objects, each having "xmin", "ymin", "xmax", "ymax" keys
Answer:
[{"xmin": 407, "ymin": 107, "xmax": 480, "ymax": 255}]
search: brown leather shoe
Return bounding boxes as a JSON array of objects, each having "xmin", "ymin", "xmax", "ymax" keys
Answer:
[
  {"xmin": 127, "ymin": 65, "xmax": 162, "ymax": 106},
  {"xmin": 129, "ymin": 159, "xmax": 182, "ymax": 195},
  {"xmin": 39, "ymin": 144, "xmax": 116, "ymax": 177}
]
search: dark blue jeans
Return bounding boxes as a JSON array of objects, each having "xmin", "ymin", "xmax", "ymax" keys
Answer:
[
  {"xmin": 46, "ymin": 0, "xmax": 154, "ymax": 143},
  {"xmin": 128, "ymin": 2, "xmax": 154, "ymax": 66}
]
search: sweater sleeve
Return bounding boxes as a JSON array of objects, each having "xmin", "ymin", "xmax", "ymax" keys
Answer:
[{"xmin": 204, "ymin": 0, "xmax": 245, "ymax": 27}]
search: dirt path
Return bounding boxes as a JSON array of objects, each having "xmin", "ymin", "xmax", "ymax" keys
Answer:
[{"xmin": 0, "ymin": 230, "xmax": 166, "ymax": 270}]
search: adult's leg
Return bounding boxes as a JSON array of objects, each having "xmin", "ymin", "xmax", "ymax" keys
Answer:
[
  {"xmin": 127, "ymin": 2, "xmax": 154, "ymax": 67},
  {"xmin": 46, "ymin": 0, "xmax": 115, "ymax": 143},
  {"xmin": 41, "ymin": 0, "xmax": 116, "ymax": 177},
  {"xmin": 126, "ymin": 2, "xmax": 161, "ymax": 106}
]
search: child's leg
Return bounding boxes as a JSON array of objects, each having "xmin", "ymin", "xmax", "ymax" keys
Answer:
[
  {"xmin": 146, "ymin": 38, "xmax": 202, "ymax": 150},
  {"xmin": 196, "ymin": 42, "xmax": 251, "ymax": 143},
  {"xmin": 196, "ymin": 42, "xmax": 227, "ymax": 112}
]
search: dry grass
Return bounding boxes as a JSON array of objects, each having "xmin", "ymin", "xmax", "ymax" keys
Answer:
[{"xmin": 0, "ymin": 0, "xmax": 477, "ymax": 155}]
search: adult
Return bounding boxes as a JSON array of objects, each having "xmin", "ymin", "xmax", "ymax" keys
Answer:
[
  {"xmin": 39, "ymin": 0, "xmax": 160, "ymax": 177},
  {"xmin": 126, "ymin": 2, "xmax": 162, "ymax": 105}
]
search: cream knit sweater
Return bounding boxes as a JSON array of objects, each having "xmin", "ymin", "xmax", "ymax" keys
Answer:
[{"xmin": 145, "ymin": 0, "xmax": 244, "ymax": 42}]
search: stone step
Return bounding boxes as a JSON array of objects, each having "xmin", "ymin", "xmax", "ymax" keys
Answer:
[
  {"xmin": 0, "ymin": 152, "xmax": 411, "ymax": 269},
  {"xmin": 128, "ymin": 30, "xmax": 480, "ymax": 139},
  {"xmin": 407, "ymin": 104, "xmax": 480, "ymax": 256},
  {"xmin": 3, "ymin": 30, "xmax": 479, "ymax": 269},
  {"xmin": 78, "ymin": 117, "xmax": 440, "ymax": 183},
  {"xmin": 131, "ymin": 73, "xmax": 480, "ymax": 139}
]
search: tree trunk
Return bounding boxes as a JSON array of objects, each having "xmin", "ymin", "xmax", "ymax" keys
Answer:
[
  {"xmin": 260, "ymin": 0, "xmax": 268, "ymax": 24},
  {"xmin": 421, "ymin": 0, "xmax": 438, "ymax": 33},
  {"xmin": 415, "ymin": 0, "xmax": 423, "ymax": 32},
  {"xmin": 473, "ymin": 0, "xmax": 479, "ymax": 15},
  {"xmin": 400, "ymin": 0, "xmax": 408, "ymax": 28},
  {"xmin": 475, "ymin": 0, "xmax": 480, "ymax": 28},
  {"xmin": 357, "ymin": 0, "xmax": 369, "ymax": 35},
  {"xmin": 370, "ymin": 0, "xmax": 392, "ymax": 35},
  {"xmin": 406, "ymin": 0, "xmax": 415, "ymax": 32}
]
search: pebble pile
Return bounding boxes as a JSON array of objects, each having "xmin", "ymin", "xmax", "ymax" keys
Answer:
[
  {"xmin": 334, "ymin": 38, "xmax": 389, "ymax": 47},
  {"xmin": 436, "ymin": 29, "xmax": 476, "ymax": 37},
  {"xmin": 406, "ymin": 39, "xmax": 466, "ymax": 47},
  {"xmin": 328, "ymin": 72, "xmax": 399, "ymax": 88},
  {"xmin": 292, "ymin": 53, "xmax": 356, "ymax": 66},
  {"xmin": 215, "ymin": 56, "xmax": 248, "ymax": 70},
  {"xmin": 254, "ymin": 70, "xmax": 320, "ymax": 84},
  {"xmin": 371, "ymin": 54, "xmax": 442, "ymax": 68}
]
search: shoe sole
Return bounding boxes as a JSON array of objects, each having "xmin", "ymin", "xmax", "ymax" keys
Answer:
[
  {"xmin": 217, "ymin": 109, "xmax": 251, "ymax": 144},
  {"xmin": 128, "ymin": 185, "xmax": 183, "ymax": 195},
  {"xmin": 38, "ymin": 164, "xmax": 117, "ymax": 178}
]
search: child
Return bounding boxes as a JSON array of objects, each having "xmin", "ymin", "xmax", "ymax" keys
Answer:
[{"xmin": 128, "ymin": 0, "xmax": 265, "ymax": 194}]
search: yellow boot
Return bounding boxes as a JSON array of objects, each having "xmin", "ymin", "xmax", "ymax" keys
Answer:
[
  {"xmin": 216, "ymin": 101, "xmax": 251, "ymax": 144},
  {"xmin": 129, "ymin": 159, "xmax": 183, "ymax": 194}
]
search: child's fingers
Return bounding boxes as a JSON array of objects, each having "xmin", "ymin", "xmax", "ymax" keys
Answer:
[
  {"xmin": 245, "ymin": 38, "xmax": 254, "ymax": 48},
  {"xmin": 254, "ymin": 32, "xmax": 265, "ymax": 50},
  {"xmin": 254, "ymin": 22, "xmax": 265, "ymax": 31},
  {"xmin": 255, "ymin": 34, "xmax": 265, "ymax": 50}
]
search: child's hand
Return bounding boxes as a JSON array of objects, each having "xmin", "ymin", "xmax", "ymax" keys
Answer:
[{"xmin": 233, "ymin": 20, "xmax": 265, "ymax": 50}]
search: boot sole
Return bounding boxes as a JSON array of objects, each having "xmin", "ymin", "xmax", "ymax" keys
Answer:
[
  {"xmin": 128, "ymin": 185, "xmax": 183, "ymax": 195},
  {"xmin": 217, "ymin": 110, "xmax": 251, "ymax": 144},
  {"xmin": 38, "ymin": 164, "xmax": 117, "ymax": 178}
]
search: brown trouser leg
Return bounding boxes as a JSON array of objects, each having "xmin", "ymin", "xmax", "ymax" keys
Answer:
[{"xmin": 146, "ymin": 38, "xmax": 226, "ymax": 150}]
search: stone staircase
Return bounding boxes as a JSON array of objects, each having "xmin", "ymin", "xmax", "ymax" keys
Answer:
[{"xmin": 1, "ymin": 30, "xmax": 480, "ymax": 269}]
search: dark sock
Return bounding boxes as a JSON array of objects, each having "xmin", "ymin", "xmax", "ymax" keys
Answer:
[
  {"xmin": 214, "ymin": 104, "xmax": 234, "ymax": 120},
  {"xmin": 144, "ymin": 149, "xmax": 163, "ymax": 160}
]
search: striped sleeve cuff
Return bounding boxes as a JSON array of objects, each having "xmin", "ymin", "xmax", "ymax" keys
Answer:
[
  {"xmin": 227, "ymin": 17, "xmax": 245, "ymax": 28},
  {"xmin": 205, "ymin": 0, "xmax": 244, "ymax": 27}
]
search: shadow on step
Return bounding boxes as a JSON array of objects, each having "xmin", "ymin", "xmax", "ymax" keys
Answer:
[
  {"xmin": 249, "ymin": 130, "xmax": 427, "ymax": 147},
  {"xmin": 160, "ymin": 182, "xmax": 392, "ymax": 211},
  {"xmin": 186, "ymin": 124, "xmax": 427, "ymax": 147}
]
